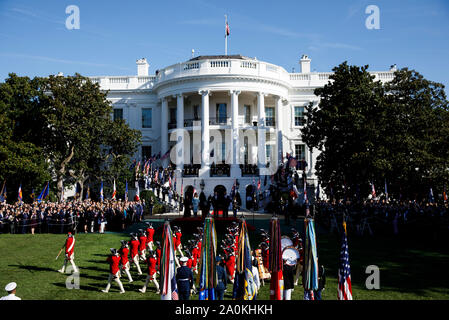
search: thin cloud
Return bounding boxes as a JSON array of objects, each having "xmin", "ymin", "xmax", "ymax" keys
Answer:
[
  {"xmin": 0, "ymin": 53, "xmax": 133, "ymax": 72},
  {"xmin": 9, "ymin": 7, "xmax": 64, "ymax": 25},
  {"xmin": 308, "ymin": 42, "xmax": 363, "ymax": 51}
]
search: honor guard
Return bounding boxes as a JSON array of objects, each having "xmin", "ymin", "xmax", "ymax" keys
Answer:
[
  {"xmin": 58, "ymin": 232, "xmax": 78, "ymax": 274},
  {"xmin": 118, "ymin": 240, "xmax": 133, "ymax": 283},
  {"xmin": 129, "ymin": 233, "xmax": 143, "ymax": 275},
  {"xmin": 0, "ymin": 282, "xmax": 21, "ymax": 300},
  {"xmin": 145, "ymin": 222, "xmax": 155, "ymax": 251},
  {"xmin": 225, "ymin": 251, "xmax": 236, "ymax": 283},
  {"xmin": 173, "ymin": 226, "xmax": 184, "ymax": 257},
  {"xmin": 155, "ymin": 241, "xmax": 162, "ymax": 271},
  {"xmin": 138, "ymin": 229, "xmax": 147, "ymax": 261},
  {"xmin": 176, "ymin": 256, "xmax": 194, "ymax": 300},
  {"xmin": 102, "ymin": 248, "xmax": 125, "ymax": 294},
  {"xmin": 139, "ymin": 250, "xmax": 160, "ymax": 294}
]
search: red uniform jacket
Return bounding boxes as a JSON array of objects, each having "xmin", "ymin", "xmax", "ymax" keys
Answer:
[
  {"xmin": 175, "ymin": 232, "xmax": 182, "ymax": 248},
  {"xmin": 225, "ymin": 255, "xmax": 236, "ymax": 278},
  {"xmin": 146, "ymin": 256, "xmax": 157, "ymax": 276},
  {"xmin": 262, "ymin": 248, "xmax": 269, "ymax": 269},
  {"xmin": 107, "ymin": 255, "xmax": 121, "ymax": 275},
  {"xmin": 130, "ymin": 240, "xmax": 140, "ymax": 258},
  {"xmin": 65, "ymin": 237, "xmax": 75, "ymax": 256},
  {"xmin": 192, "ymin": 247, "xmax": 200, "ymax": 267},
  {"xmin": 146, "ymin": 228, "xmax": 155, "ymax": 243},
  {"xmin": 156, "ymin": 248, "xmax": 161, "ymax": 269},
  {"xmin": 119, "ymin": 247, "xmax": 129, "ymax": 265},
  {"xmin": 139, "ymin": 236, "xmax": 147, "ymax": 252},
  {"xmin": 187, "ymin": 258, "xmax": 193, "ymax": 269}
]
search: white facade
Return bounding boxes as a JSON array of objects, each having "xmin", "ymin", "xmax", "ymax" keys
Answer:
[{"xmin": 90, "ymin": 55, "xmax": 396, "ymax": 207}]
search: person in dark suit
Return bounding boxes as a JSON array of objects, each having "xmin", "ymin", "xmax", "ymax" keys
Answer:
[
  {"xmin": 176, "ymin": 256, "xmax": 194, "ymax": 300},
  {"xmin": 282, "ymin": 258, "xmax": 296, "ymax": 300},
  {"xmin": 215, "ymin": 256, "xmax": 227, "ymax": 300}
]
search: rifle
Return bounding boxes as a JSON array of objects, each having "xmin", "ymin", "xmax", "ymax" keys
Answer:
[{"xmin": 55, "ymin": 246, "xmax": 64, "ymax": 260}]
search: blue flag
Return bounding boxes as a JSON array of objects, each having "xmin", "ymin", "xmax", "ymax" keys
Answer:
[
  {"xmin": 100, "ymin": 181, "xmax": 104, "ymax": 202},
  {"xmin": 37, "ymin": 182, "xmax": 49, "ymax": 203}
]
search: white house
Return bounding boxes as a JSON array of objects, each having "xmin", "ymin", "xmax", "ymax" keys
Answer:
[{"xmin": 89, "ymin": 54, "xmax": 396, "ymax": 208}]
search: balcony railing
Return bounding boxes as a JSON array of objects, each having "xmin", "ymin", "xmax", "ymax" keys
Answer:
[
  {"xmin": 210, "ymin": 163, "xmax": 230, "ymax": 177},
  {"xmin": 265, "ymin": 119, "xmax": 276, "ymax": 127},
  {"xmin": 240, "ymin": 164, "xmax": 259, "ymax": 176},
  {"xmin": 183, "ymin": 164, "xmax": 200, "ymax": 177},
  {"xmin": 209, "ymin": 117, "xmax": 230, "ymax": 125}
]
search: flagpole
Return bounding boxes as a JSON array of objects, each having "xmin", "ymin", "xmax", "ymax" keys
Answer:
[{"xmin": 225, "ymin": 15, "xmax": 228, "ymax": 55}]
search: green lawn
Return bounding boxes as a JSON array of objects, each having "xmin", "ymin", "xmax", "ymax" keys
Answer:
[{"xmin": 0, "ymin": 220, "xmax": 448, "ymax": 300}]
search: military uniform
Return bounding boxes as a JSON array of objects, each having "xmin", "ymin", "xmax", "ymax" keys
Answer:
[
  {"xmin": 102, "ymin": 249, "xmax": 125, "ymax": 294},
  {"xmin": 176, "ymin": 257, "xmax": 194, "ymax": 300},
  {"xmin": 58, "ymin": 232, "xmax": 78, "ymax": 274}
]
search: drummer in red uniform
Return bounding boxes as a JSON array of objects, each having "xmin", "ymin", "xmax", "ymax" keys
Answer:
[
  {"xmin": 225, "ymin": 252, "xmax": 236, "ymax": 284},
  {"xmin": 102, "ymin": 248, "xmax": 125, "ymax": 294}
]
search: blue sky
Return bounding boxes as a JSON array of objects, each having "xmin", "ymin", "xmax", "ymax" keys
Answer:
[{"xmin": 0, "ymin": 0, "xmax": 448, "ymax": 93}]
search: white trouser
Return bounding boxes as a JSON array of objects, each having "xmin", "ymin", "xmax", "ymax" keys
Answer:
[
  {"xmin": 99, "ymin": 222, "xmax": 106, "ymax": 233},
  {"xmin": 139, "ymin": 250, "xmax": 146, "ymax": 261},
  {"xmin": 61, "ymin": 253, "xmax": 78, "ymax": 273},
  {"xmin": 104, "ymin": 272, "xmax": 124, "ymax": 293},
  {"xmin": 283, "ymin": 289, "xmax": 292, "ymax": 300},
  {"xmin": 90, "ymin": 221, "xmax": 94, "ymax": 233},
  {"xmin": 132, "ymin": 255, "xmax": 142, "ymax": 274},
  {"xmin": 120, "ymin": 261, "xmax": 133, "ymax": 282},
  {"xmin": 176, "ymin": 244, "xmax": 184, "ymax": 257},
  {"xmin": 141, "ymin": 274, "xmax": 159, "ymax": 293},
  {"xmin": 147, "ymin": 241, "xmax": 154, "ymax": 251}
]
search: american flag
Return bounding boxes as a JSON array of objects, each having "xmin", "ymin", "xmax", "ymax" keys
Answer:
[
  {"xmin": 371, "ymin": 182, "xmax": 376, "ymax": 198},
  {"xmin": 338, "ymin": 222, "xmax": 353, "ymax": 300}
]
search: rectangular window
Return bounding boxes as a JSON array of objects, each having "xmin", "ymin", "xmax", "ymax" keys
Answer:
[
  {"xmin": 266, "ymin": 145, "xmax": 272, "ymax": 163},
  {"xmin": 265, "ymin": 107, "xmax": 275, "ymax": 126},
  {"xmin": 113, "ymin": 108, "xmax": 123, "ymax": 121},
  {"xmin": 169, "ymin": 108, "xmax": 176, "ymax": 124},
  {"xmin": 193, "ymin": 105, "xmax": 199, "ymax": 120},
  {"xmin": 142, "ymin": 108, "xmax": 152, "ymax": 128},
  {"xmin": 221, "ymin": 142, "xmax": 226, "ymax": 163},
  {"xmin": 294, "ymin": 106, "xmax": 305, "ymax": 126},
  {"xmin": 295, "ymin": 144, "xmax": 305, "ymax": 160},
  {"xmin": 244, "ymin": 105, "xmax": 251, "ymax": 124},
  {"xmin": 142, "ymin": 146, "xmax": 152, "ymax": 162},
  {"xmin": 216, "ymin": 103, "xmax": 227, "ymax": 124}
]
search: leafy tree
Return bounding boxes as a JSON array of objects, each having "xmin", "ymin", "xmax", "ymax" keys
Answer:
[
  {"xmin": 302, "ymin": 62, "xmax": 449, "ymax": 201},
  {"xmin": 302, "ymin": 62, "xmax": 385, "ymax": 199}
]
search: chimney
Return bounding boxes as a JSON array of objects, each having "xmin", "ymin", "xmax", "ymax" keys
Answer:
[
  {"xmin": 136, "ymin": 58, "xmax": 149, "ymax": 76},
  {"xmin": 299, "ymin": 54, "xmax": 311, "ymax": 73}
]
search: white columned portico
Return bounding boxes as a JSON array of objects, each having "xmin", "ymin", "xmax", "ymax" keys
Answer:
[
  {"xmin": 176, "ymin": 93, "xmax": 184, "ymax": 172},
  {"xmin": 230, "ymin": 90, "xmax": 241, "ymax": 177},
  {"xmin": 161, "ymin": 97, "xmax": 168, "ymax": 165},
  {"xmin": 200, "ymin": 90, "xmax": 210, "ymax": 171},
  {"xmin": 257, "ymin": 92, "xmax": 266, "ymax": 169}
]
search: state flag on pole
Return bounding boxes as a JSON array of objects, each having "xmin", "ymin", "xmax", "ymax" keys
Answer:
[
  {"xmin": 226, "ymin": 20, "xmax": 230, "ymax": 36},
  {"xmin": 100, "ymin": 181, "xmax": 104, "ymax": 202},
  {"xmin": 125, "ymin": 181, "xmax": 128, "ymax": 202},
  {"xmin": 18, "ymin": 184, "xmax": 23, "ymax": 203},
  {"xmin": 112, "ymin": 179, "xmax": 117, "ymax": 200},
  {"xmin": 371, "ymin": 182, "xmax": 376, "ymax": 198},
  {"xmin": 444, "ymin": 184, "xmax": 447, "ymax": 203}
]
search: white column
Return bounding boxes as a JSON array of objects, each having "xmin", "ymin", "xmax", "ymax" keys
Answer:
[
  {"xmin": 176, "ymin": 94, "xmax": 184, "ymax": 171},
  {"xmin": 257, "ymin": 92, "xmax": 266, "ymax": 168},
  {"xmin": 275, "ymin": 96, "xmax": 283, "ymax": 166},
  {"xmin": 200, "ymin": 90, "xmax": 210, "ymax": 168},
  {"xmin": 161, "ymin": 97, "xmax": 168, "ymax": 164},
  {"xmin": 231, "ymin": 90, "xmax": 241, "ymax": 176}
]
